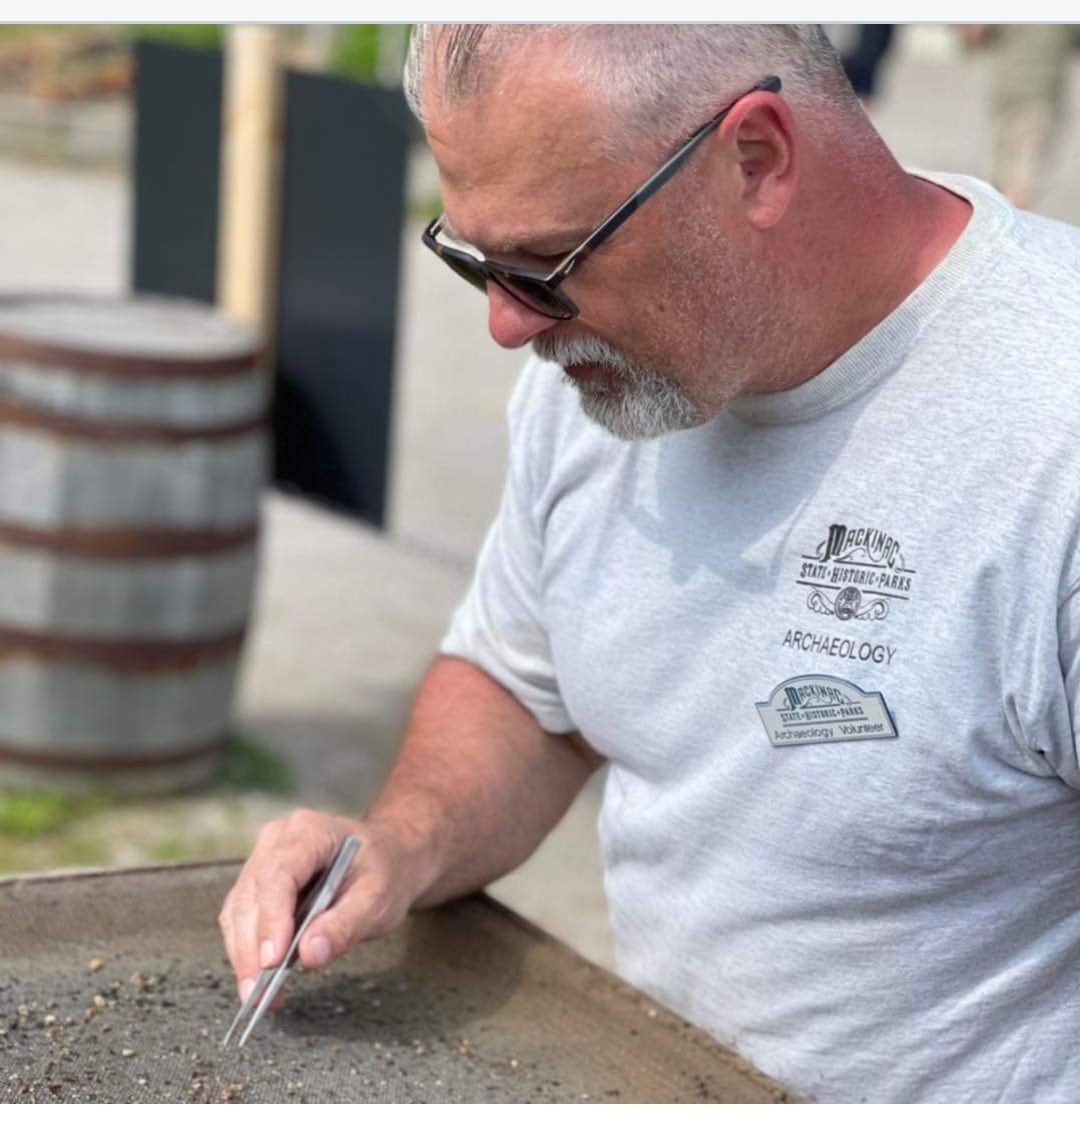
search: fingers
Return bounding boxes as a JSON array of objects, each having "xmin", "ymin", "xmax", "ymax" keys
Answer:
[
  {"xmin": 219, "ymin": 809, "xmax": 361, "ymax": 1000},
  {"xmin": 219, "ymin": 882, "xmax": 264, "ymax": 1002},
  {"xmin": 297, "ymin": 868, "xmax": 404, "ymax": 971}
]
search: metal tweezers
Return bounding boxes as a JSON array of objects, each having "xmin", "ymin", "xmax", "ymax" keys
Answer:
[{"xmin": 223, "ymin": 834, "xmax": 361, "ymax": 1049}]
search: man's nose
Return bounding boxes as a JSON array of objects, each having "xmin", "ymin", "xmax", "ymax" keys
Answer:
[{"xmin": 486, "ymin": 284, "xmax": 560, "ymax": 350}]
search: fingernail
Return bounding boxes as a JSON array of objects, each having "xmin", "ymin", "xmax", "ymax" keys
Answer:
[
  {"xmin": 240, "ymin": 978, "xmax": 255, "ymax": 1003},
  {"xmin": 307, "ymin": 936, "xmax": 331, "ymax": 968},
  {"xmin": 260, "ymin": 939, "xmax": 276, "ymax": 967}
]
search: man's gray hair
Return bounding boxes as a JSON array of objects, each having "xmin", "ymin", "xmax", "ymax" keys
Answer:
[{"xmin": 404, "ymin": 25, "xmax": 859, "ymax": 156}]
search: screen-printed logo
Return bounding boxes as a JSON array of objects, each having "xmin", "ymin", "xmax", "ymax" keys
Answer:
[{"xmin": 795, "ymin": 522, "xmax": 916, "ymax": 622}]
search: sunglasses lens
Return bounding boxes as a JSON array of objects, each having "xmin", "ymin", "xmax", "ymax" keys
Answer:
[
  {"xmin": 440, "ymin": 253, "xmax": 490, "ymax": 295},
  {"xmin": 427, "ymin": 229, "xmax": 576, "ymax": 319},
  {"xmin": 492, "ymin": 273, "xmax": 575, "ymax": 320}
]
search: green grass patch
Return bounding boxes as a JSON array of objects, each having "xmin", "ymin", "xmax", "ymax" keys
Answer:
[
  {"xmin": 42, "ymin": 829, "xmax": 110, "ymax": 870},
  {"xmin": 0, "ymin": 25, "xmax": 54, "ymax": 46},
  {"xmin": 212, "ymin": 734, "xmax": 294, "ymax": 794},
  {"xmin": 0, "ymin": 736, "xmax": 291, "ymax": 876},
  {"xmin": 0, "ymin": 735, "xmax": 289, "ymax": 842},
  {"xmin": 0, "ymin": 789, "xmax": 106, "ymax": 839},
  {"xmin": 330, "ymin": 25, "xmax": 382, "ymax": 81},
  {"xmin": 123, "ymin": 25, "xmax": 224, "ymax": 51},
  {"xmin": 408, "ymin": 189, "xmax": 442, "ymax": 223},
  {"xmin": 148, "ymin": 834, "xmax": 191, "ymax": 863}
]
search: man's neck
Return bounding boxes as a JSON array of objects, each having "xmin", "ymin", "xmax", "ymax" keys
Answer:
[
  {"xmin": 757, "ymin": 165, "xmax": 973, "ymax": 394},
  {"xmin": 906, "ymin": 174, "xmax": 974, "ymax": 283}
]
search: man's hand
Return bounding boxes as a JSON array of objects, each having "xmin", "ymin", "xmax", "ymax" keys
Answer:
[
  {"xmin": 219, "ymin": 657, "xmax": 602, "ymax": 1004},
  {"xmin": 218, "ymin": 809, "xmax": 433, "ymax": 1005}
]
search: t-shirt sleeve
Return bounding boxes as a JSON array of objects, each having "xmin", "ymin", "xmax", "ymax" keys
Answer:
[
  {"xmin": 1053, "ymin": 575, "xmax": 1080, "ymax": 789},
  {"xmin": 439, "ymin": 359, "xmax": 575, "ymax": 735}
]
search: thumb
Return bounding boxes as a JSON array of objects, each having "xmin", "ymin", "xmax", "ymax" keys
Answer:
[{"xmin": 298, "ymin": 878, "xmax": 401, "ymax": 969}]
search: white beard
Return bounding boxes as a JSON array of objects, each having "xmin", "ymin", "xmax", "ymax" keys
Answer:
[{"xmin": 532, "ymin": 334, "xmax": 705, "ymax": 441}]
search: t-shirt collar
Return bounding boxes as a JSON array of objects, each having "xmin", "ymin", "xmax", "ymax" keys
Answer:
[{"xmin": 727, "ymin": 170, "xmax": 1014, "ymax": 426}]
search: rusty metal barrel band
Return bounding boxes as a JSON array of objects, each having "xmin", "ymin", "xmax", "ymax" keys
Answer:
[
  {"xmin": 0, "ymin": 394, "xmax": 269, "ymax": 443},
  {"xmin": 0, "ymin": 333, "xmax": 263, "ymax": 379},
  {"xmin": 0, "ymin": 522, "xmax": 258, "ymax": 559},
  {"xmin": 0, "ymin": 627, "xmax": 245, "ymax": 672},
  {"xmin": 0, "ymin": 739, "xmax": 222, "ymax": 772}
]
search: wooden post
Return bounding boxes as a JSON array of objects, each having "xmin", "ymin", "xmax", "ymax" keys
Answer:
[{"xmin": 216, "ymin": 25, "xmax": 284, "ymax": 356}]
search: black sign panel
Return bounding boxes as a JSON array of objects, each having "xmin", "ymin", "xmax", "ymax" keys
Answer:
[
  {"xmin": 131, "ymin": 44, "xmax": 408, "ymax": 527},
  {"xmin": 132, "ymin": 41, "xmax": 222, "ymax": 305},
  {"xmin": 273, "ymin": 72, "xmax": 409, "ymax": 527}
]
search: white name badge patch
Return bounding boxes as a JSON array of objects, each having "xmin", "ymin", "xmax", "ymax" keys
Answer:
[{"xmin": 756, "ymin": 674, "xmax": 898, "ymax": 747}]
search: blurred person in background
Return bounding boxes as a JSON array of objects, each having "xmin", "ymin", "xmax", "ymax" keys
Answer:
[
  {"xmin": 960, "ymin": 23, "xmax": 1077, "ymax": 210},
  {"xmin": 840, "ymin": 24, "xmax": 895, "ymax": 107},
  {"xmin": 221, "ymin": 24, "xmax": 1080, "ymax": 1102}
]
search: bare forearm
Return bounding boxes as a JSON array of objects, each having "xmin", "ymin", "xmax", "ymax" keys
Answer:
[
  {"xmin": 220, "ymin": 654, "xmax": 599, "ymax": 997},
  {"xmin": 365, "ymin": 654, "xmax": 601, "ymax": 909}
]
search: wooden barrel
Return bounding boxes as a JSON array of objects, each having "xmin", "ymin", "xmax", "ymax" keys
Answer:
[{"xmin": 0, "ymin": 294, "xmax": 269, "ymax": 793}]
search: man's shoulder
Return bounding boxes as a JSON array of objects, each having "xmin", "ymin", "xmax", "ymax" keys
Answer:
[
  {"xmin": 1003, "ymin": 208, "xmax": 1080, "ymax": 298},
  {"xmin": 986, "ymin": 207, "xmax": 1080, "ymax": 372},
  {"xmin": 921, "ymin": 170, "xmax": 1080, "ymax": 279},
  {"xmin": 962, "ymin": 175, "xmax": 1080, "ymax": 301},
  {"xmin": 924, "ymin": 173, "xmax": 1080, "ymax": 363},
  {"xmin": 1009, "ymin": 194, "xmax": 1080, "ymax": 254},
  {"xmin": 921, "ymin": 180, "xmax": 1080, "ymax": 446}
]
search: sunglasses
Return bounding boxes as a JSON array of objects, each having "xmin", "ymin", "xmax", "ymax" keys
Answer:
[{"xmin": 422, "ymin": 75, "xmax": 782, "ymax": 320}]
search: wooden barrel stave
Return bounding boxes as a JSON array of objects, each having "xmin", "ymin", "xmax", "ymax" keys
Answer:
[
  {"xmin": 0, "ymin": 294, "xmax": 257, "ymax": 364},
  {"xmin": 0, "ymin": 655, "xmax": 241, "ymax": 751},
  {"xmin": 0, "ymin": 545, "xmax": 257, "ymax": 638},
  {"xmin": 0, "ymin": 362, "xmax": 269, "ymax": 428},
  {"xmin": 0, "ymin": 747, "xmax": 225, "ymax": 795},
  {"xmin": 0, "ymin": 432, "xmax": 268, "ymax": 529},
  {"xmin": 0, "ymin": 294, "xmax": 267, "ymax": 793}
]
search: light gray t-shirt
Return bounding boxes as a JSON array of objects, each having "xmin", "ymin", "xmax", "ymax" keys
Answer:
[{"xmin": 441, "ymin": 172, "xmax": 1080, "ymax": 1102}]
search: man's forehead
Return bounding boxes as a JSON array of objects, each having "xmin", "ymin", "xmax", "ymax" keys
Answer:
[
  {"xmin": 424, "ymin": 32, "xmax": 587, "ymax": 127},
  {"xmin": 425, "ymin": 58, "xmax": 602, "ymax": 177},
  {"xmin": 423, "ymin": 51, "xmax": 634, "ymax": 253}
]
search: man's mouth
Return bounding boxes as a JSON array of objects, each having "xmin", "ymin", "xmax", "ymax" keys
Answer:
[
  {"xmin": 533, "ymin": 335, "xmax": 632, "ymax": 394},
  {"xmin": 563, "ymin": 361, "xmax": 615, "ymax": 384}
]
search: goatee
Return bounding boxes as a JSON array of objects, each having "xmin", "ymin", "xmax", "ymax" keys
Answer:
[{"xmin": 531, "ymin": 335, "xmax": 704, "ymax": 440}]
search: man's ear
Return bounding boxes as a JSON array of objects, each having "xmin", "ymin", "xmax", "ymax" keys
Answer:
[{"xmin": 721, "ymin": 92, "xmax": 797, "ymax": 230}]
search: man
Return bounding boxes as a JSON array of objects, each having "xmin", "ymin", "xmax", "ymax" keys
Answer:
[{"xmin": 220, "ymin": 26, "xmax": 1080, "ymax": 1101}]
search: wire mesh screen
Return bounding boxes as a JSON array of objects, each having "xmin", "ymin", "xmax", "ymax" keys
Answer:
[{"xmin": 1, "ymin": 863, "xmax": 793, "ymax": 1103}]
